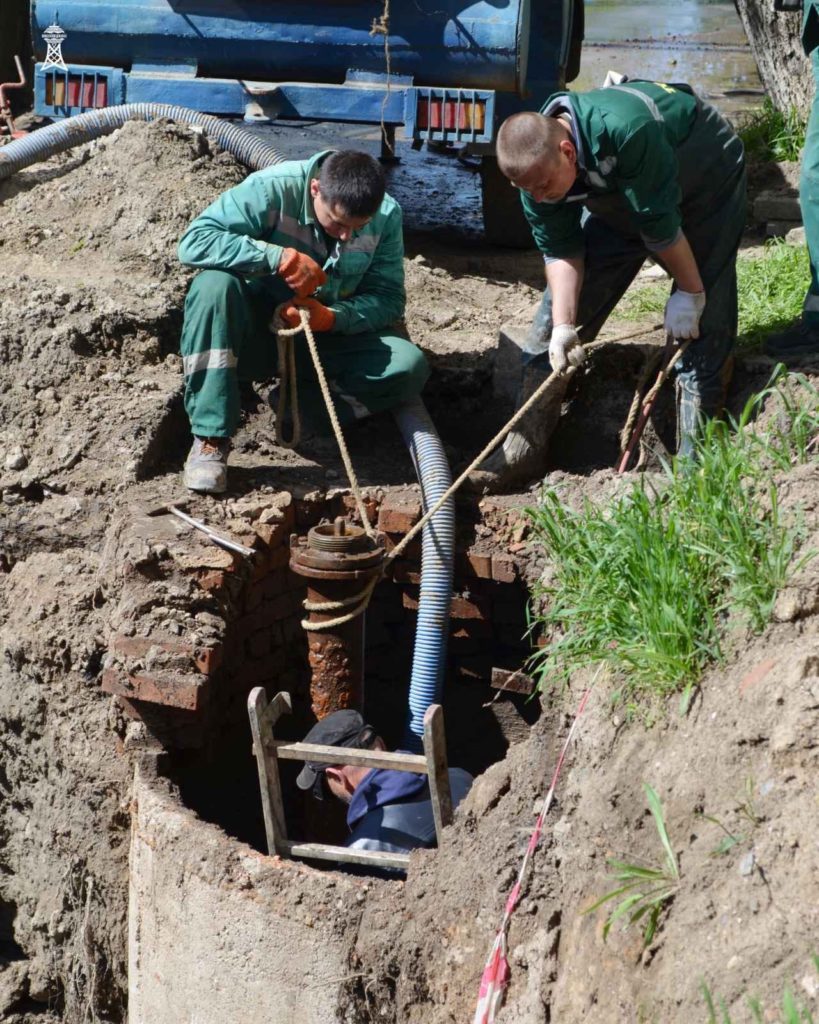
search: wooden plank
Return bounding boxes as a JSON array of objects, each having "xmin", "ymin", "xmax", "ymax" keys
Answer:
[
  {"xmin": 281, "ymin": 839, "xmax": 410, "ymax": 872},
  {"xmin": 422, "ymin": 704, "xmax": 453, "ymax": 843},
  {"xmin": 259, "ymin": 689, "xmax": 293, "ymax": 729},
  {"xmin": 247, "ymin": 687, "xmax": 289, "ymax": 857},
  {"xmin": 275, "ymin": 741, "xmax": 428, "ymax": 773}
]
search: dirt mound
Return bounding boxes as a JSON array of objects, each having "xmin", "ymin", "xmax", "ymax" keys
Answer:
[{"xmin": 347, "ymin": 459, "xmax": 819, "ymax": 1022}]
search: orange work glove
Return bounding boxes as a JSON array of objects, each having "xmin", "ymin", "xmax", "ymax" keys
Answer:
[
  {"xmin": 277, "ymin": 247, "xmax": 327, "ymax": 298},
  {"xmin": 281, "ymin": 298, "xmax": 336, "ymax": 333}
]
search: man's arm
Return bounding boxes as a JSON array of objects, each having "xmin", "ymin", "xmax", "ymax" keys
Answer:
[
  {"xmin": 329, "ymin": 205, "xmax": 406, "ymax": 335},
  {"xmin": 654, "ymin": 233, "xmax": 704, "ymax": 294},
  {"xmin": 177, "ymin": 174, "xmax": 288, "ymax": 276},
  {"xmin": 545, "ymin": 256, "xmax": 585, "ymax": 327}
]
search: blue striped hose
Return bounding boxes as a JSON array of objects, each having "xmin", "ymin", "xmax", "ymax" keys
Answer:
[
  {"xmin": 393, "ymin": 397, "xmax": 455, "ymax": 752},
  {"xmin": 0, "ymin": 103, "xmax": 285, "ymax": 180}
]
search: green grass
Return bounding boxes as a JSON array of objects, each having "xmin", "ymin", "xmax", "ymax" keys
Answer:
[
  {"xmin": 738, "ymin": 97, "xmax": 806, "ymax": 163},
  {"xmin": 701, "ymin": 956, "xmax": 819, "ymax": 1023},
  {"xmin": 584, "ymin": 783, "xmax": 679, "ymax": 947},
  {"xmin": 525, "ymin": 371, "xmax": 818, "ymax": 708},
  {"xmin": 613, "ymin": 240, "xmax": 809, "ymax": 349}
]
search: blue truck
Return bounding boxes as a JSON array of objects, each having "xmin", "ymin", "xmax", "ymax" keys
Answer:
[{"xmin": 30, "ymin": 0, "xmax": 583, "ymax": 243}]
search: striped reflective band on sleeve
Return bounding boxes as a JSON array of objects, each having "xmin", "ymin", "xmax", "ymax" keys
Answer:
[{"xmin": 183, "ymin": 349, "xmax": 239, "ymax": 377}]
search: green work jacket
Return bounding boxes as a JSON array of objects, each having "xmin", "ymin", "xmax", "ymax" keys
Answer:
[
  {"xmin": 521, "ymin": 82, "xmax": 701, "ymax": 260},
  {"xmin": 178, "ymin": 150, "xmax": 405, "ymax": 335}
]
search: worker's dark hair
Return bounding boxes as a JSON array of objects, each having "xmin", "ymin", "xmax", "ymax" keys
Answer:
[{"xmin": 318, "ymin": 150, "xmax": 386, "ymax": 218}]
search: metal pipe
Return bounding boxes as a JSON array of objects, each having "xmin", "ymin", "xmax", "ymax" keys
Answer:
[{"xmin": 290, "ymin": 517, "xmax": 385, "ymax": 719}]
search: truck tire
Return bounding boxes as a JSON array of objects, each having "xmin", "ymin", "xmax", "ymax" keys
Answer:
[{"xmin": 480, "ymin": 156, "xmax": 534, "ymax": 249}]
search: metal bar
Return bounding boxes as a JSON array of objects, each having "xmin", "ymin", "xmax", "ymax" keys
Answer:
[
  {"xmin": 422, "ymin": 704, "xmax": 453, "ymax": 843},
  {"xmin": 280, "ymin": 839, "xmax": 410, "ymax": 871},
  {"xmin": 247, "ymin": 688, "xmax": 291, "ymax": 856},
  {"xmin": 168, "ymin": 505, "xmax": 256, "ymax": 558},
  {"xmin": 275, "ymin": 740, "xmax": 428, "ymax": 773}
]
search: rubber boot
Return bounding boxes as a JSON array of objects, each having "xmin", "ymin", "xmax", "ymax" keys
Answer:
[
  {"xmin": 675, "ymin": 354, "xmax": 734, "ymax": 462},
  {"xmin": 467, "ymin": 366, "xmax": 572, "ymax": 494}
]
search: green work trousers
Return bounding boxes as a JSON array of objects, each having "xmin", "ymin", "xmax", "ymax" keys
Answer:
[
  {"xmin": 801, "ymin": 48, "xmax": 819, "ymax": 327},
  {"xmin": 179, "ymin": 270, "xmax": 429, "ymax": 438}
]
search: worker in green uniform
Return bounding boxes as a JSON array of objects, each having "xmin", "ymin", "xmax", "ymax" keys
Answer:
[
  {"xmin": 177, "ymin": 149, "xmax": 428, "ymax": 494},
  {"xmin": 766, "ymin": 0, "xmax": 819, "ymax": 358},
  {"xmin": 469, "ymin": 79, "xmax": 746, "ymax": 493}
]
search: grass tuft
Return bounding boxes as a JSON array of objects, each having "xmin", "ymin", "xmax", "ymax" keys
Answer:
[
  {"xmin": 738, "ymin": 97, "xmax": 806, "ymax": 163},
  {"xmin": 614, "ymin": 241, "xmax": 809, "ymax": 349},
  {"xmin": 584, "ymin": 783, "xmax": 679, "ymax": 947},
  {"xmin": 526, "ymin": 371, "xmax": 818, "ymax": 707}
]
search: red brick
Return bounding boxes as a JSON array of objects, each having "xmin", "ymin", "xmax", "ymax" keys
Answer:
[
  {"xmin": 451, "ymin": 620, "xmax": 493, "ymax": 640},
  {"xmin": 110, "ymin": 634, "xmax": 193, "ymax": 660},
  {"xmin": 457, "ymin": 551, "xmax": 493, "ymax": 580},
  {"xmin": 196, "ymin": 569, "xmax": 228, "ymax": 595},
  {"xmin": 402, "ymin": 590, "xmax": 419, "ymax": 612},
  {"xmin": 254, "ymin": 517, "xmax": 289, "ymax": 551},
  {"xmin": 378, "ymin": 494, "xmax": 422, "ymax": 535},
  {"xmin": 102, "ymin": 667, "xmax": 204, "ymax": 711},
  {"xmin": 491, "ymin": 555, "xmax": 518, "ymax": 583},
  {"xmin": 449, "ymin": 594, "xmax": 490, "ymax": 620},
  {"xmin": 341, "ymin": 493, "xmax": 380, "ymax": 526},
  {"xmin": 491, "ymin": 667, "xmax": 536, "ymax": 695},
  {"xmin": 194, "ymin": 643, "xmax": 223, "ymax": 676},
  {"xmin": 295, "ymin": 495, "xmax": 326, "ymax": 529},
  {"xmin": 267, "ymin": 545, "xmax": 292, "ymax": 571}
]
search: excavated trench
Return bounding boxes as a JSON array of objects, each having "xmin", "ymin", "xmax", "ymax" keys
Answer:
[{"xmin": 5, "ymin": 116, "xmax": 804, "ymax": 1023}]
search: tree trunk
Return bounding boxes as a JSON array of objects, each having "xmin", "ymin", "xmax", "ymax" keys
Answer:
[{"xmin": 734, "ymin": 0, "xmax": 814, "ymax": 115}]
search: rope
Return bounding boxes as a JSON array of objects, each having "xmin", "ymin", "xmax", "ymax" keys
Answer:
[
  {"xmin": 276, "ymin": 308, "xmax": 378, "ymax": 541},
  {"xmin": 276, "ymin": 309, "xmax": 675, "ymax": 629},
  {"xmin": 617, "ymin": 337, "xmax": 691, "ymax": 471},
  {"xmin": 300, "ymin": 575, "xmax": 381, "ymax": 631}
]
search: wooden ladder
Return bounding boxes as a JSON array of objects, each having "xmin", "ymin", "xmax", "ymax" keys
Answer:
[{"xmin": 248, "ymin": 689, "xmax": 454, "ymax": 872}]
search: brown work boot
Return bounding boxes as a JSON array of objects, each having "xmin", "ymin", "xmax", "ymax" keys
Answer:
[
  {"xmin": 184, "ymin": 436, "xmax": 230, "ymax": 494},
  {"xmin": 467, "ymin": 371, "xmax": 572, "ymax": 494}
]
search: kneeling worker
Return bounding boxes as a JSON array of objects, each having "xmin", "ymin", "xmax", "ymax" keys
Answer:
[
  {"xmin": 177, "ymin": 149, "xmax": 429, "ymax": 493},
  {"xmin": 296, "ymin": 710, "xmax": 473, "ymax": 857},
  {"xmin": 470, "ymin": 78, "xmax": 746, "ymax": 493}
]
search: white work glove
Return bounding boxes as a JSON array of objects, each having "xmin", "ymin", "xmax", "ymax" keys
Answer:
[
  {"xmin": 549, "ymin": 323, "xmax": 587, "ymax": 373},
  {"xmin": 664, "ymin": 289, "xmax": 706, "ymax": 340}
]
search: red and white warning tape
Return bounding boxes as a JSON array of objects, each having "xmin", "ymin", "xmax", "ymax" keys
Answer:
[{"xmin": 473, "ymin": 686, "xmax": 592, "ymax": 1024}]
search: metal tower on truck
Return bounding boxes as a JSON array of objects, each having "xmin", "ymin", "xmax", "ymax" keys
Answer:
[{"xmin": 30, "ymin": 1, "xmax": 583, "ymax": 244}]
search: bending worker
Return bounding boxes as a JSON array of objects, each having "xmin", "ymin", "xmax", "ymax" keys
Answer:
[
  {"xmin": 296, "ymin": 709, "xmax": 472, "ymax": 859},
  {"xmin": 177, "ymin": 149, "xmax": 428, "ymax": 494},
  {"xmin": 470, "ymin": 78, "xmax": 746, "ymax": 493}
]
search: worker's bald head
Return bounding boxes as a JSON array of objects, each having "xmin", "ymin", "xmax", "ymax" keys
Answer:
[{"xmin": 496, "ymin": 112, "xmax": 569, "ymax": 182}]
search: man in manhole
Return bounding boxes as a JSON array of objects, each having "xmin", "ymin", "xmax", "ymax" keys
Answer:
[
  {"xmin": 296, "ymin": 709, "xmax": 473, "ymax": 860},
  {"xmin": 469, "ymin": 76, "xmax": 746, "ymax": 492},
  {"xmin": 177, "ymin": 149, "xmax": 428, "ymax": 494}
]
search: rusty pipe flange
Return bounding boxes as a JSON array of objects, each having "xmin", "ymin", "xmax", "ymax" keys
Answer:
[{"xmin": 290, "ymin": 516, "xmax": 385, "ymax": 577}]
